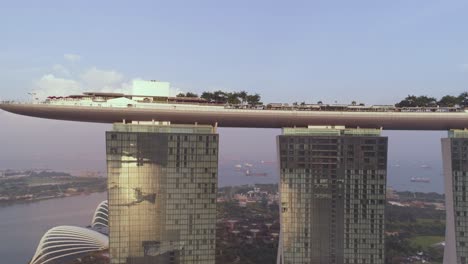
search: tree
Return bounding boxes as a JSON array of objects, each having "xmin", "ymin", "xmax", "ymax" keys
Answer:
[
  {"xmin": 185, "ymin": 92, "xmax": 198, "ymax": 97},
  {"xmin": 201, "ymin": 92, "xmax": 214, "ymax": 102},
  {"xmin": 227, "ymin": 92, "xmax": 241, "ymax": 104},
  {"xmin": 438, "ymin": 95, "xmax": 460, "ymax": 107},
  {"xmin": 238, "ymin": 91, "xmax": 248, "ymax": 104},
  {"xmin": 176, "ymin": 93, "xmax": 186, "ymax": 97},
  {"xmin": 201, "ymin": 90, "xmax": 262, "ymax": 104},
  {"xmin": 396, "ymin": 95, "xmax": 416, "ymax": 107},
  {"xmin": 417, "ymin": 96, "xmax": 437, "ymax": 107},
  {"xmin": 395, "ymin": 95, "xmax": 437, "ymax": 107},
  {"xmin": 213, "ymin": 90, "xmax": 228, "ymax": 103},
  {"xmin": 458, "ymin": 92, "xmax": 468, "ymax": 107},
  {"xmin": 246, "ymin": 94, "xmax": 261, "ymax": 105},
  {"xmin": 396, "ymin": 95, "xmax": 417, "ymax": 107},
  {"xmin": 351, "ymin": 101, "xmax": 357, "ymax": 105}
]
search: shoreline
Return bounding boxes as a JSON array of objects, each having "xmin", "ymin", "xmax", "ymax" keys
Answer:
[{"xmin": 0, "ymin": 191, "xmax": 107, "ymax": 207}]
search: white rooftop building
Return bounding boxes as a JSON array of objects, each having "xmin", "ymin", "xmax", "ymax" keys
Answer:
[{"xmin": 132, "ymin": 80, "xmax": 170, "ymax": 98}]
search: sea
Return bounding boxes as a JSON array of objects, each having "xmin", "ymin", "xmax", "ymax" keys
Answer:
[{"xmin": 218, "ymin": 159, "xmax": 446, "ymax": 194}]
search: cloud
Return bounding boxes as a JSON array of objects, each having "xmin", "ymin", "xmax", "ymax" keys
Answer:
[
  {"xmin": 81, "ymin": 67, "xmax": 124, "ymax": 91},
  {"xmin": 33, "ymin": 66, "xmax": 130, "ymax": 99},
  {"xmin": 64, "ymin": 53, "xmax": 81, "ymax": 62},
  {"xmin": 169, "ymin": 86, "xmax": 185, "ymax": 97},
  {"xmin": 52, "ymin": 64, "xmax": 70, "ymax": 76},
  {"xmin": 34, "ymin": 74, "xmax": 82, "ymax": 99},
  {"xmin": 99, "ymin": 79, "xmax": 135, "ymax": 94},
  {"xmin": 32, "ymin": 62, "xmax": 178, "ymax": 99}
]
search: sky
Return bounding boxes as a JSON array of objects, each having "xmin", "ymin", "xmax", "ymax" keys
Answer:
[{"xmin": 1, "ymin": 0, "xmax": 467, "ymax": 192}]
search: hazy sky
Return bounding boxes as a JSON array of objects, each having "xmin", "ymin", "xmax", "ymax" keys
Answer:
[{"xmin": 1, "ymin": 0, "xmax": 466, "ymax": 192}]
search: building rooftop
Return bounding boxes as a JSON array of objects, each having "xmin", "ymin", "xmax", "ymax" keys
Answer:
[{"xmin": 2, "ymin": 101, "xmax": 468, "ymax": 130}]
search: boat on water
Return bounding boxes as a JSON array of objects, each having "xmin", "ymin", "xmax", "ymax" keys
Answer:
[
  {"xmin": 244, "ymin": 170, "xmax": 268, "ymax": 177},
  {"xmin": 411, "ymin": 177, "xmax": 431, "ymax": 183}
]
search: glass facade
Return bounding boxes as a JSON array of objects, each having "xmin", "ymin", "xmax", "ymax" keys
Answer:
[
  {"xmin": 278, "ymin": 128, "xmax": 387, "ymax": 264},
  {"xmin": 442, "ymin": 131, "xmax": 468, "ymax": 264},
  {"xmin": 107, "ymin": 124, "xmax": 218, "ymax": 264}
]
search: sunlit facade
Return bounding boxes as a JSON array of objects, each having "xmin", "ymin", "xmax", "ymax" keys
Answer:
[
  {"xmin": 277, "ymin": 127, "xmax": 387, "ymax": 264},
  {"xmin": 442, "ymin": 130, "xmax": 468, "ymax": 264},
  {"xmin": 107, "ymin": 123, "xmax": 218, "ymax": 264}
]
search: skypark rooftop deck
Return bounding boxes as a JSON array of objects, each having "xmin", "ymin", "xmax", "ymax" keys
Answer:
[{"xmin": 1, "ymin": 101, "xmax": 468, "ymax": 130}]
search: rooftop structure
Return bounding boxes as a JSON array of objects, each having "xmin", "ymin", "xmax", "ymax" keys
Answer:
[
  {"xmin": 2, "ymin": 99, "xmax": 468, "ymax": 130},
  {"xmin": 2, "ymin": 80, "xmax": 468, "ymax": 129},
  {"xmin": 132, "ymin": 80, "xmax": 170, "ymax": 98},
  {"xmin": 30, "ymin": 225, "xmax": 108, "ymax": 264},
  {"xmin": 91, "ymin": 200, "xmax": 109, "ymax": 228}
]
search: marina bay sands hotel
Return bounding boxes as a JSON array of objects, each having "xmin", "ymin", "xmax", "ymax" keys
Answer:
[{"xmin": 2, "ymin": 80, "xmax": 468, "ymax": 264}]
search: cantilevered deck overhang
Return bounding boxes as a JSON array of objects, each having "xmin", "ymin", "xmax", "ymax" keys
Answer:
[{"xmin": 1, "ymin": 103, "xmax": 468, "ymax": 130}]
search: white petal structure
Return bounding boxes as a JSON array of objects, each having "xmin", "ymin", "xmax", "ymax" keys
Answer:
[
  {"xmin": 91, "ymin": 200, "xmax": 109, "ymax": 228},
  {"xmin": 30, "ymin": 225, "xmax": 108, "ymax": 264}
]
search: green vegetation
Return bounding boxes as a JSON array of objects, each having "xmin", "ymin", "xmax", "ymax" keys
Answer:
[
  {"xmin": 395, "ymin": 95, "xmax": 438, "ymax": 107},
  {"xmin": 219, "ymin": 184, "xmax": 278, "ymax": 196},
  {"xmin": 176, "ymin": 92, "xmax": 199, "ymax": 98},
  {"xmin": 0, "ymin": 173, "xmax": 106, "ymax": 204},
  {"xmin": 177, "ymin": 90, "xmax": 468, "ymax": 108},
  {"xmin": 216, "ymin": 201, "xmax": 279, "ymax": 264},
  {"xmin": 409, "ymin": 236, "xmax": 444, "ymax": 249},
  {"xmin": 200, "ymin": 90, "xmax": 262, "ymax": 105},
  {"xmin": 215, "ymin": 186, "xmax": 447, "ymax": 264},
  {"xmin": 216, "ymin": 184, "xmax": 279, "ymax": 264},
  {"xmin": 396, "ymin": 191, "xmax": 444, "ymax": 202},
  {"xmin": 26, "ymin": 175, "xmax": 99, "ymax": 186},
  {"xmin": 386, "ymin": 204, "xmax": 445, "ymax": 263},
  {"xmin": 30, "ymin": 171, "xmax": 71, "ymax": 177},
  {"xmin": 386, "ymin": 206, "xmax": 445, "ymax": 224},
  {"xmin": 176, "ymin": 90, "xmax": 262, "ymax": 105},
  {"xmin": 396, "ymin": 92, "xmax": 468, "ymax": 107}
]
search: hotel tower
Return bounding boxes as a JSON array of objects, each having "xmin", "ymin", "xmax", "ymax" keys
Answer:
[
  {"xmin": 106, "ymin": 123, "xmax": 218, "ymax": 264},
  {"xmin": 277, "ymin": 127, "xmax": 387, "ymax": 264},
  {"xmin": 442, "ymin": 130, "xmax": 468, "ymax": 264}
]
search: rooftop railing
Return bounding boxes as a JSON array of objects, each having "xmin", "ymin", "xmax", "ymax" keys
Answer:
[{"xmin": 1, "ymin": 99, "xmax": 467, "ymax": 114}]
